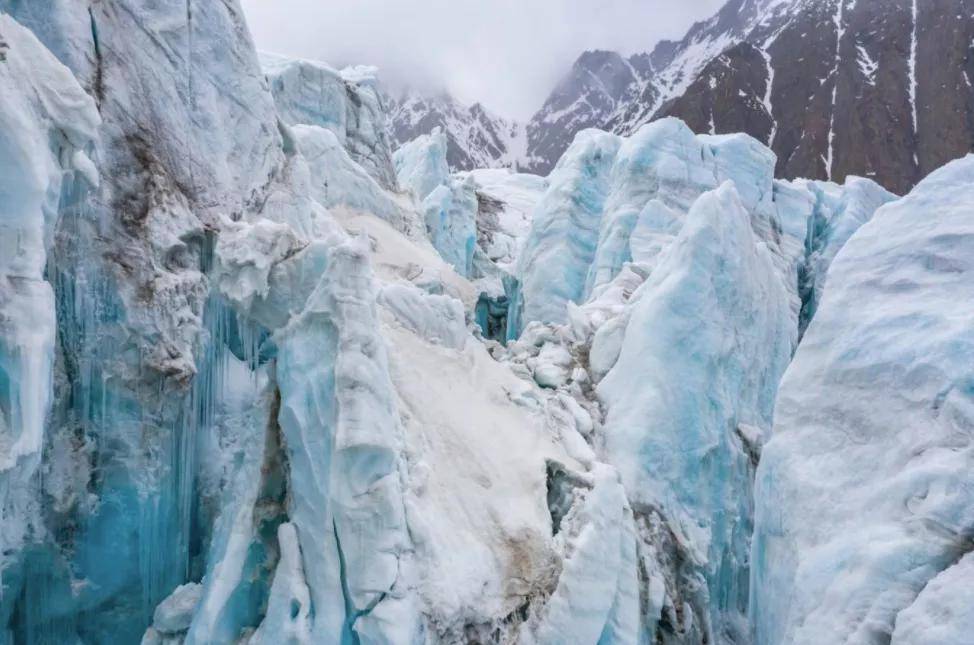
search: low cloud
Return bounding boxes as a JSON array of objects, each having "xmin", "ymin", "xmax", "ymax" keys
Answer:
[{"xmin": 241, "ymin": 0, "xmax": 724, "ymax": 120}]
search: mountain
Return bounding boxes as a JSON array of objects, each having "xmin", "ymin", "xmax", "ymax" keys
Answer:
[
  {"xmin": 527, "ymin": 0, "xmax": 974, "ymax": 194},
  {"xmin": 386, "ymin": 89, "xmax": 530, "ymax": 171},
  {"xmin": 522, "ymin": 50, "xmax": 657, "ymax": 175}
]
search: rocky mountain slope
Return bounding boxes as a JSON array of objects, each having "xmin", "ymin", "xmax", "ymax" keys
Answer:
[
  {"xmin": 387, "ymin": 89, "xmax": 530, "ymax": 172},
  {"xmin": 526, "ymin": 0, "xmax": 974, "ymax": 194}
]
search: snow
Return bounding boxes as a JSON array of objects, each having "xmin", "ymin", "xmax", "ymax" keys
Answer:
[
  {"xmin": 856, "ymin": 44, "xmax": 879, "ymax": 84},
  {"xmin": 383, "ymin": 321, "xmax": 578, "ymax": 640},
  {"xmin": 336, "ymin": 209, "xmax": 476, "ymax": 307},
  {"xmin": 752, "ymin": 155, "xmax": 974, "ymax": 645},
  {"xmin": 909, "ymin": 0, "xmax": 919, "ymax": 136},
  {"xmin": 378, "ymin": 282, "xmax": 468, "ymax": 350}
]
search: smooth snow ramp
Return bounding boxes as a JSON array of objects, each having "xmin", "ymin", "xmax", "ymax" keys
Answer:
[{"xmin": 751, "ymin": 154, "xmax": 974, "ymax": 645}]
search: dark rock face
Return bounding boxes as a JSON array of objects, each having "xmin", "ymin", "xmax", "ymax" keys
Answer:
[
  {"xmin": 657, "ymin": 42, "xmax": 773, "ymax": 145},
  {"xmin": 527, "ymin": 0, "xmax": 974, "ymax": 194}
]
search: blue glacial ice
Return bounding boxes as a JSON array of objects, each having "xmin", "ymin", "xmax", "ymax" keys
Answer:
[
  {"xmin": 513, "ymin": 118, "xmax": 816, "ymax": 335},
  {"xmin": 420, "ymin": 177, "xmax": 478, "ymax": 278},
  {"xmin": 393, "ymin": 129, "xmax": 479, "ymax": 277},
  {"xmin": 791, "ymin": 176, "xmax": 897, "ymax": 331},
  {"xmin": 598, "ymin": 183, "xmax": 795, "ymax": 643},
  {"xmin": 0, "ymin": 11, "xmax": 100, "ymax": 604},
  {"xmin": 262, "ymin": 53, "xmax": 400, "ymax": 191},
  {"xmin": 514, "ymin": 129, "xmax": 621, "ymax": 329},
  {"xmin": 394, "ymin": 128, "xmax": 451, "ymax": 203},
  {"xmin": 503, "ymin": 116, "xmax": 896, "ymax": 643},
  {"xmin": 751, "ymin": 155, "xmax": 974, "ymax": 645}
]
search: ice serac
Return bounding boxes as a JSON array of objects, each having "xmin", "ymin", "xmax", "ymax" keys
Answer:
[
  {"xmin": 599, "ymin": 183, "xmax": 794, "ymax": 643},
  {"xmin": 0, "ymin": 1, "xmax": 420, "ymax": 643},
  {"xmin": 516, "ymin": 119, "xmax": 803, "ymax": 339},
  {"xmin": 421, "ymin": 177, "xmax": 478, "ymax": 278},
  {"xmin": 794, "ymin": 176, "xmax": 897, "ymax": 330},
  {"xmin": 0, "ymin": 0, "xmax": 292, "ymax": 640},
  {"xmin": 524, "ymin": 464, "xmax": 642, "ymax": 645},
  {"xmin": 513, "ymin": 129, "xmax": 621, "ymax": 330},
  {"xmin": 393, "ymin": 127, "xmax": 450, "ymax": 202},
  {"xmin": 293, "ymin": 123, "xmax": 417, "ymax": 236},
  {"xmin": 262, "ymin": 53, "xmax": 400, "ymax": 191},
  {"xmin": 751, "ymin": 155, "xmax": 974, "ymax": 645},
  {"xmin": 271, "ymin": 236, "xmax": 416, "ymax": 644}
]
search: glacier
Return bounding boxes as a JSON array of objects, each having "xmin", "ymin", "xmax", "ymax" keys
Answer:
[
  {"xmin": 751, "ymin": 155, "xmax": 974, "ymax": 645},
  {"xmin": 0, "ymin": 2, "xmax": 971, "ymax": 644}
]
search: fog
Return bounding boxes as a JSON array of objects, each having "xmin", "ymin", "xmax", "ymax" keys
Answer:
[{"xmin": 240, "ymin": 0, "xmax": 724, "ymax": 120}]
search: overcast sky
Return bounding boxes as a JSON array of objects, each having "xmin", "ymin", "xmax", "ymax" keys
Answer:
[{"xmin": 240, "ymin": 1, "xmax": 724, "ymax": 120}]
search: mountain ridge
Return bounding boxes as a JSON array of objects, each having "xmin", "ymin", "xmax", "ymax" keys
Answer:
[{"xmin": 524, "ymin": 0, "xmax": 974, "ymax": 194}]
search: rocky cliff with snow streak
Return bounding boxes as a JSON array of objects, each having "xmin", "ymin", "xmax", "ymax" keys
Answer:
[{"xmin": 0, "ymin": 2, "xmax": 972, "ymax": 645}]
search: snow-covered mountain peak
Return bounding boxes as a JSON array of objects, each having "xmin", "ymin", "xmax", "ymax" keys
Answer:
[
  {"xmin": 526, "ymin": 0, "xmax": 974, "ymax": 194},
  {"xmin": 387, "ymin": 87, "xmax": 531, "ymax": 172}
]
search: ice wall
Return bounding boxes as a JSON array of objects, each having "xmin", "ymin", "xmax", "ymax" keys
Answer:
[
  {"xmin": 599, "ymin": 183, "xmax": 794, "ymax": 642},
  {"xmin": 263, "ymin": 53, "xmax": 400, "ymax": 192},
  {"xmin": 793, "ymin": 177, "xmax": 897, "ymax": 331},
  {"xmin": 514, "ymin": 129, "xmax": 621, "ymax": 328},
  {"xmin": 0, "ymin": 2, "xmax": 417, "ymax": 643},
  {"xmin": 751, "ymin": 155, "xmax": 974, "ymax": 645},
  {"xmin": 394, "ymin": 127, "xmax": 450, "ymax": 202},
  {"xmin": 0, "ymin": 16, "xmax": 100, "ymax": 626},
  {"xmin": 505, "ymin": 117, "xmax": 893, "ymax": 644}
]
